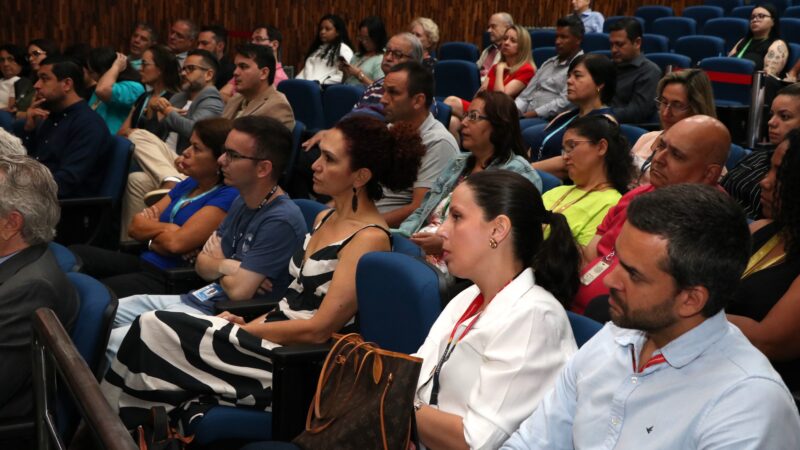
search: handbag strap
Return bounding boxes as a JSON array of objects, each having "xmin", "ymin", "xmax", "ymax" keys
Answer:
[
  {"xmin": 379, "ymin": 373, "xmax": 394, "ymax": 450},
  {"xmin": 314, "ymin": 339, "xmax": 376, "ymax": 418}
]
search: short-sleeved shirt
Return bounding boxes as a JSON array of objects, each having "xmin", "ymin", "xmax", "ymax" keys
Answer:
[
  {"xmin": 542, "ymin": 185, "xmax": 622, "ymax": 246},
  {"xmin": 140, "ymin": 178, "xmax": 239, "ymax": 270},
  {"xmin": 89, "ymin": 80, "xmax": 145, "ymax": 134},
  {"xmin": 180, "ymin": 194, "xmax": 307, "ymax": 313},
  {"xmin": 376, "ymin": 113, "xmax": 459, "ymax": 213}
]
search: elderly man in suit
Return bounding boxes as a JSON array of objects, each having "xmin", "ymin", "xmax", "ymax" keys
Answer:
[
  {"xmin": 222, "ymin": 43, "xmax": 294, "ymax": 131},
  {"xmin": 0, "ymin": 155, "xmax": 78, "ymax": 425}
]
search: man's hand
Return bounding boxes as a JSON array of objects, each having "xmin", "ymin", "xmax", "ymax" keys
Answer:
[
  {"xmin": 24, "ymin": 97, "xmax": 49, "ymax": 131},
  {"xmin": 201, "ymin": 232, "xmax": 225, "ymax": 259},
  {"xmin": 138, "ymin": 205, "xmax": 160, "ymax": 221}
]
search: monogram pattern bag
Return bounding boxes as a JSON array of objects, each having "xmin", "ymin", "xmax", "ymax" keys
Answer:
[{"xmin": 292, "ymin": 333, "xmax": 422, "ymax": 450}]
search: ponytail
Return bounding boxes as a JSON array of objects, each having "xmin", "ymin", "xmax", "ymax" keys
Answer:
[{"xmin": 534, "ymin": 211, "xmax": 581, "ymax": 308}]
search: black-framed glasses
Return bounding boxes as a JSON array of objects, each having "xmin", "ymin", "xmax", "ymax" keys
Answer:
[
  {"xmin": 655, "ymin": 97, "xmax": 691, "ymax": 113},
  {"xmin": 383, "ymin": 47, "xmax": 411, "ymax": 59},
  {"xmin": 181, "ymin": 64, "xmax": 211, "ymax": 73},
  {"xmin": 224, "ymin": 148, "xmax": 267, "ymax": 161},
  {"xmin": 463, "ymin": 111, "xmax": 490, "ymax": 122},
  {"xmin": 561, "ymin": 139, "xmax": 594, "ymax": 155},
  {"xmin": 751, "ymin": 13, "xmax": 772, "ymax": 21}
]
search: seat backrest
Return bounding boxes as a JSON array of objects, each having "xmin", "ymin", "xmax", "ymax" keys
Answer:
[
  {"xmin": 699, "ymin": 56, "xmax": 756, "ymax": 105},
  {"xmin": 755, "ymin": 0, "xmax": 791, "ymax": 14},
  {"xmin": 482, "ymin": 31, "xmax": 492, "ymax": 50},
  {"xmin": 292, "ymin": 199, "xmax": 329, "ymax": 230},
  {"xmin": 567, "ymin": 311, "xmax": 604, "ymax": 348},
  {"xmin": 729, "ymin": 5, "xmax": 755, "ymax": 19},
  {"xmin": 356, "ymin": 252, "xmax": 443, "ymax": 354},
  {"xmin": 780, "ymin": 18, "xmax": 800, "ymax": 45},
  {"xmin": 703, "ymin": 0, "xmax": 744, "ymax": 15},
  {"xmin": 642, "ymin": 34, "xmax": 670, "ymax": 54},
  {"xmin": 49, "ymin": 242, "xmax": 80, "ymax": 272},
  {"xmin": 635, "ymin": 5, "xmax": 675, "ymax": 32},
  {"xmin": 789, "ymin": 43, "xmax": 800, "ymax": 72},
  {"xmin": 675, "ymin": 35, "xmax": 726, "ymax": 65},
  {"xmin": 619, "ymin": 125, "xmax": 648, "ymax": 148},
  {"xmin": 433, "ymin": 60, "xmax": 481, "ymax": 100},
  {"xmin": 433, "ymin": 100, "xmax": 452, "ymax": 128},
  {"xmin": 582, "ymin": 32, "xmax": 610, "ymax": 53},
  {"xmin": 280, "ymin": 120, "xmax": 306, "ymax": 188},
  {"xmin": 522, "ymin": 123, "xmax": 550, "ymax": 161},
  {"xmin": 703, "ymin": 18, "xmax": 749, "ymax": 50},
  {"xmin": 536, "ymin": 169, "xmax": 562, "ymax": 193},
  {"xmin": 785, "ymin": 5, "xmax": 800, "ymax": 19},
  {"xmin": 66, "ymin": 272, "xmax": 118, "ymax": 378},
  {"xmin": 529, "ymin": 28, "xmax": 557, "ymax": 49},
  {"xmin": 391, "ymin": 233, "xmax": 423, "ymax": 258},
  {"xmin": 603, "ymin": 16, "xmax": 646, "ymax": 33},
  {"xmin": 651, "ymin": 17, "xmax": 697, "ymax": 49},
  {"xmin": 438, "ymin": 42, "xmax": 480, "ymax": 61},
  {"xmin": 726, "ymin": 143, "xmax": 751, "ymax": 169},
  {"xmin": 682, "ymin": 5, "xmax": 725, "ymax": 30},
  {"xmin": 322, "ymin": 84, "xmax": 365, "ymax": 129},
  {"xmin": 277, "ymin": 79, "xmax": 325, "ymax": 132},
  {"xmin": 590, "ymin": 49, "xmax": 613, "ymax": 58},
  {"xmin": 532, "ymin": 47, "xmax": 557, "ymax": 67},
  {"xmin": 646, "ymin": 52, "xmax": 693, "ymax": 74},
  {"xmin": 101, "ymin": 136, "xmax": 133, "ymax": 202}
]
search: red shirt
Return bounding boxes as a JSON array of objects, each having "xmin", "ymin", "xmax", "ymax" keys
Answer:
[{"xmin": 486, "ymin": 62, "xmax": 535, "ymax": 92}]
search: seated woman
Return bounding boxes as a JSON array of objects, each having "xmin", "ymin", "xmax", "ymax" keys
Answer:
[
  {"xmin": 87, "ymin": 46, "xmax": 145, "ymax": 134},
  {"xmin": 542, "ymin": 115, "xmax": 633, "ymax": 246},
  {"xmin": 529, "ymin": 53, "xmax": 616, "ymax": 179},
  {"xmin": 70, "ymin": 118, "xmax": 238, "ymax": 298},
  {"xmin": 414, "ymin": 170, "xmax": 580, "ymax": 450},
  {"xmin": 398, "ymin": 91, "xmax": 542, "ymax": 269},
  {"xmin": 727, "ymin": 128, "xmax": 800, "ymax": 392},
  {"xmin": 296, "ymin": 14, "xmax": 354, "ymax": 86},
  {"xmin": 340, "ymin": 16, "xmax": 387, "ymax": 87},
  {"xmin": 444, "ymin": 25, "xmax": 535, "ymax": 135},
  {"xmin": 0, "ymin": 44, "xmax": 28, "ymax": 111},
  {"xmin": 631, "ymin": 69, "xmax": 715, "ymax": 186},
  {"xmin": 410, "ymin": 17, "xmax": 440, "ymax": 70},
  {"xmin": 722, "ymin": 83, "xmax": 800, "ymax": 219},
  {"xmin": 117, "ymin": 45, "xmax": 181, "ymax": 138},
  {"xmin": 100, "ymin": 115, "xmax": 425, "ymax": 429},
  {"xmin": 728, "ymin": 4, "xmax": 788, "ymax": 78}
]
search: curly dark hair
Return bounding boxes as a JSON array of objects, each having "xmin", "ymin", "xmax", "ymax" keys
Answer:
[
  {"xmin": 566, "ymin": 115, "xmax": 634, "ymax": 194},
  {"xmin": 335, "ymin": 116, "xmax": 425, "ymax": 201},
  {"xmin": 465, "ymin": 91, "xmax": 527, "ymax": 173},
  {"xmin": 305, "ymin": 14, "xmax": 353, "ymax": 67},
  {"xmin": 775, "ymin": 128, "xmax": 800, "ymax": 260}
]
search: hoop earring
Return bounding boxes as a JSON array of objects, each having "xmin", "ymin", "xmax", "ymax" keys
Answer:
[
  {"xmin": 489, "ymin": 237, "xmax": 498, "ymax": 249},
  {"xmin": 352, "ymin": 187, "xmax": 358, "ymax": 213}
]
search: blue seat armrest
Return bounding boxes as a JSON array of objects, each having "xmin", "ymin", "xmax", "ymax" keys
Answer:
[
  {"xmin": 213, "ymin": 297, "xmax": 282, "ymax": 321},
  {"xmin": 267, "ymin": 342, "xmax": 332, "ymax": 363},
  {"xmin": 59, "ymin": 196, "xmax": 113, "ymax": 208}
]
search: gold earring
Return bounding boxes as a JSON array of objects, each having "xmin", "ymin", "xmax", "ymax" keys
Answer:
[{"xmin": 489, "ymin": 237, "xmax": 498, "ymax": 249}]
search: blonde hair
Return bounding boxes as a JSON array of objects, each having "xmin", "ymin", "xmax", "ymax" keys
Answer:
[
  {"xmin": 504, "ymin": 25, "xmax": 535, "ymax": 72},
  {"xmin": 409, "ymin": 17, "xmax": 440, "ymax": 49},
  {"xmin": 657, "ymin": 69, "xmax": 716, "ymax": 119}
]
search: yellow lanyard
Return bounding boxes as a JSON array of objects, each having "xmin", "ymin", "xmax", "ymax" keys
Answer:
[
  {"xmin": 548, "ymin": 184, "xmax": 608, "ymax": 214},
  {"xmin": 742, "ymin": 234, "xmax": 785, "ymax": 279}
]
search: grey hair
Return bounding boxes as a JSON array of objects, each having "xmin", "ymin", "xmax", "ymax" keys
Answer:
[
  {"xmin": 0, "ymin": 155, "xmax": 59, "ymax": 244},
  {"xmin": 0, "ymin": 129, "xmax": 26, "ymax": 157},
  {"xmin": 495, "ymin": 12, "xmax": 514, "ymax": 27},
  {"xmin": 395, "ymin": 32, "xmax": 424, "ymax": 62},
  {"xmin": 174, "ymin": 18, "xmax": 199, "ymax": 40},
  {"xmin": 410, "ymin": 17, "xmax": 440, "ymax": 46}
]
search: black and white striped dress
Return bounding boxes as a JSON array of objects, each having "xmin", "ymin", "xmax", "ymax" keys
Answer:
[{"xmin": 101, "ymin": 210, "xmax": 390, "ymax": 429}]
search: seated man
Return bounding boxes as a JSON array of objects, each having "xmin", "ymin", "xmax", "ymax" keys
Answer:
[
  {"xmin": 515, "ymin": 16, "xmax": 584, "ymax": 125},
  {"xmin": 106, "ymin": 116, "xmax": 306, "ymax": 362},
  {"xmin": 220, "ymin": 25, "xmax": 288, "ymax": 102},
  {"xmin": 13, "ymin": 56, "xmax": 111, "ymax": 198},
  {"xmin": 477, "ymin": 12, "xmax": 513, "ymax": 82},
  {"xmin": 196, "ymin": 24, "xmax": 235, "ymax": 90},
  {"xmin": 126, "ymin": 22, "xmax": 158, "ymax": 71},
  {"xmin": 377, "ymin": 61, "xmax": 459, "ymax": 227},
  {"xmin": 575, "ymin": 115, "xmax": 730, "ymax": 314},
  {"xmin": 502, "ymin": 184, "xmax": 800, "ymax": 449},
  {"xmin": 0, "ymin": 155, "xmax": 78, "ymax": 422},
  {"xmin": 608, "ymin": 18, "xmax": 661, "ymax": 124},
  {"xmin": 167, "ymin": 18, "xmax": 197, "ymax": 67}
]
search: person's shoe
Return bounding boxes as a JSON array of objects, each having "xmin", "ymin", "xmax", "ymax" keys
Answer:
[{"xmin": 143, "ymin": 189, "xmax": 170, "ymax": 207}]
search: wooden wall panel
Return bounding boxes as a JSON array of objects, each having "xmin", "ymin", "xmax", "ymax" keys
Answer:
[{"xmin": 1, "ymin": 0, "xmax": 703, "ymax": 71}]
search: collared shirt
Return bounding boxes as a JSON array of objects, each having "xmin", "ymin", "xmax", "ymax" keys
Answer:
[
  {"xmin": 501, "ymin": 311, "xmax": 800, "ymax": 450},
  {"xmin": 14, "ymin": 100, "xmax": 111, "ymax": 198},
  {"xmin": 477, "ymin": 44, "xmax": 501, "ymax": 81},
  {"xmin": 354, "ymin": 77, "xmax": 385, "ymax": 110},
  {"xmin": 610, "ymin": 54, "xmax": 661, "ymax": 123},
  {"xmin": 0, "ymin": 250, "xmax": 20, "ymax": 266},
  {"xmin": 579, "ymin": 10, "xmax": 605, "ymax": 34},
  {"xmin": 515, "ymin": 51, "xmax": 583, "ymax": 120}
]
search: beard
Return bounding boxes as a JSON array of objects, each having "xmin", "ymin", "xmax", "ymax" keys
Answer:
[{"xmin": 608, "ymin": 288, "xmax": 678, "ymax": 333}]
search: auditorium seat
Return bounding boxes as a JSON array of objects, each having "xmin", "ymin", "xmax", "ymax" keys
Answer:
[
  {"xmin": 789, "ymin": 43, "xmax": 800, "ymax": 71},
  {"xmin": 727, "ymin": 144, "xmax": 751, "ymax": 170},
  {"xmin": 532, "ymin": 46, "xmax": 557, "ymax": 67},
  {"xmin": 785, "ymin": 5, "xmax": 800, "ymax": 19},
  {"xmin": 438, "ymin": 42, "xmax": 480, "ymax": 62},
  {"xmin": 280, "ymin": 121, "xmax": 306, "ymax": 189},
  {"xmin": 682, "ymin": 5, "xmax": 725, "ymax": 30},
  {"xmin": 703, "ymin": 18, "xmax": 749, "ymax": 51},
  {"xmin": 642, "ymin": 34, "xmax": 670, "ymax": 54},
  {"xmin": 620, "ymin": 125, "xmax": 649, "ymax": 149},
  {"xmin": 729, "ymin": 5, "xmax": 756, "ymax": 20},
  {"xmin": 675, "ymin": 35, "xmax": 726, "ymax": 66},
  {"xmin": 703, "ymin": 0, "xmax": 744, "ymax": 15},
  {"xmin": 781, "ymin": 18, "xmax": 800, "ymax": 45},
  {"xmin": 646, "ymin": 53, "xmax": 693, "ymax": 74},
  {"xmin": 321, "ymin": 84, "xmax": 365, "ymax": 128},
  {"xmin": 699, "ymin": 57, "xmax": 756, "ymax": 106},
  {"xmin": 49, "ymin": 242, "xmax": 81, "ymax": 272},
  {"xmin": 277, "ymin": 79, "xmax": 325, "ymax": 132},
  {"xmin": 650, "ymin": 17, "xmax": 697, "ymax": 50},
  {"xmin": 603, "ymin": 16, "xmax": 646, "ymax": 34},
  {"xmin": 754, "ymin": 0, "xmax": 792, "ymax": 14},
  {"xmin": 433, "ymin": 60, "xmax": 480, "ymax": 100},
  {"xmin": 567, "ymin": 312, "xmax": 604, "ymax": 348},
  {"xmin": 537, "ymin": 170, "xmax": 562, "ymax": 193},
  {"xmin": 433, "ymin": 99, "xmax": 452, "ymax": 128},
  {"xmin": 635, "ymin": 5, "xmax": 675, "ymax": 32},
  {"xmin": 582, "ymin": 32, "xmax": 609, "ymax": 53},
  {"xmin": 529, "ymin": 29, "xmax": 557, "ymax": 49}
]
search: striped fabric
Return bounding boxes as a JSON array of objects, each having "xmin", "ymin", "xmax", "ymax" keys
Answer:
[{"xmin": 721, "ymin": 150, "xmax": 770, "ymax": 220}]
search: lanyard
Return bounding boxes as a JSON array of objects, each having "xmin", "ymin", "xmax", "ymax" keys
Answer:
[
  {"xmin": 741, "ymin": 233, "xmax": 785, "ymax": 279},
  {"xmin": 548, "ymin": 184, "xmax": 608, "ymax": 214},
  {"xmin": 736, "ymin": 39, "xmax": 753, "ymax": 59},
  {"xmin": 167, "ymin": 184, "xmax": 220, "ymax": 223},
  {"xmin": 537, "ymin": 115, "xmax": 577, "ymax": 161},
  {"xmin": 231, "ymin": 185, "xmax": 278, "ymax": 256}
]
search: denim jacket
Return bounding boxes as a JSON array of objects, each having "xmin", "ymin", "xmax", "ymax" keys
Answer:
[{"xmin": 397, "ymin": 153, "xmax": 542, "ymax": 236}]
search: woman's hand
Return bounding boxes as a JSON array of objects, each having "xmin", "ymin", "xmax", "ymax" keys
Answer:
[
  {"xmin": 410, "ymin": 232, "xmax": 444, "ymax": 256},
  {"xmin": 138, "ymin": 205, "xmax": 160, "ymax": 221},
  {"xmin": 216, "ymin": 310, "xmax": 246, "ymax": 326},
  {"xmin": 495, "ymin": 61, "xmax": 508, "ymax": 73}
]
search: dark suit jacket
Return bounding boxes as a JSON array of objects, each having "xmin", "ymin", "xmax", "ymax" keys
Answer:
[{"xmin": 0, "ymin": 244, "xmax": 79, "ymax": 420}]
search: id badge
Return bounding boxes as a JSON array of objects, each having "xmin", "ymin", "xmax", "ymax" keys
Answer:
[
  {"xmin": 191, "ymin": 283, "xmax": 222, "ymax": 302},
  {"xmin": 580, "ymin": 260, "xmax": 610, "ymax": 285}
]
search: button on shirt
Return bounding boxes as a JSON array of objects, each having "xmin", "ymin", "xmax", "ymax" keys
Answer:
[
  {"xmin": 515, "ymin": 51, "xmax": 583, "ymax": 120},
  {"xmin": 501, "ymin": 311, "xmax": 800, "ymax": 450},
  {"xmin": 14, "ymin": 100, "xmax": 111, "ymax": 198}
]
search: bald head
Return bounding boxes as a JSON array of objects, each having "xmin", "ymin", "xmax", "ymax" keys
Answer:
[{"xmin": 650, "ymin": 115, "xmax": 730, "ymax": 188}]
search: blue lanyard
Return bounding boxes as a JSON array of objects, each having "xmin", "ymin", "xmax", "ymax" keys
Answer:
[
  {"xmin": 167, "ymin": 185, "xmax": 220, "ymax": 223},
  {"xmin": 538, "ymin": 115, "xmax": 577, "ymax": 160}
]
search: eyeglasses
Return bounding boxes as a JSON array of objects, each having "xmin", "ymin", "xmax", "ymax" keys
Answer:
[
  {"xmin": 181, "ymin": 64, "xmax": 211, "ymax": 73},
  {"xmin": 751, "ymin": 13, "xmax": 772, "ymax": 21},
  {"xmin": 383, "ymin": 47, "xmax": 411, "ymax": 59},
  {"xmin": 27, "ymin": 50, "xmax": 45, "ymax": 60},
  {"xmin": 223, "ymin": 148, "xmax": 266, "ymax": 161},
  {"xmin": 561, "ymin": 139, "xmax": 594, "ymax": 155},
  {"xmin": 251, "ymin": 36, "xmax": 271, "ymax": 44},
  {"xmin": 655, "ymin": 97, "xmax": 691, "ymax": 113},
  {"xmin": 140, "ymin": 60, "xmax": 156, "ymax": 67},
  {"xmin": 463, "ymin": 111, "xmax": 489, "ymax": 122}
]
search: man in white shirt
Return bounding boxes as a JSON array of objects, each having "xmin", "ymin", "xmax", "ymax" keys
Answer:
[{"xmin": 477, "ymin": 13, "xmax": 514, "ymax": 82}]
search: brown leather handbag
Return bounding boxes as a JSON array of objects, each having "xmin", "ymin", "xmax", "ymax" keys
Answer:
[{"xmin": 292, "ymin": 333, "xmax": 423, "ymax": 450}]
